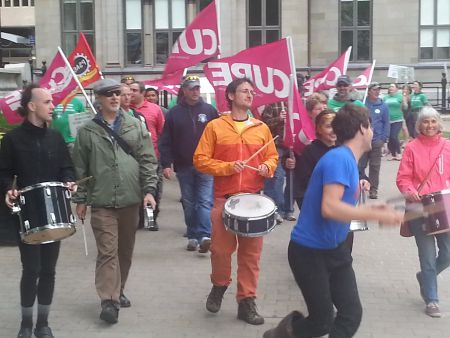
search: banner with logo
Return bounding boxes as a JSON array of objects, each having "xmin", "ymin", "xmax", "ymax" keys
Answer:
[
  {"xmin": 68, "ymin": 32, "xmax": 102, "ymax": 88},
  {"xmin": 39, "ymin": 50, "xmax": 78, "ymax": 106},
  {"xmin": 163, "ymin": 0, "xmax": 220, "ymax": 77},
  {"xmin": 204, "ymin": 38, "xmax": 292, "ymax": 112},
  {"xmin": 353, "ymin": 61, "xmax": 375, "ymax": 89},
  {"xmin": 302, "ymin": 47, "xmax": 352, "ymax": 97}
]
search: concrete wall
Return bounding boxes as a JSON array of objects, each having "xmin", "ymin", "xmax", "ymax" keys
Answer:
[
  {"xmin": 1, "ymin": 6, "xmax": 34, "ymax": 27},
  {"xmin": 34, "ymin": 0, "xmax": 61, "ymax": 67}
]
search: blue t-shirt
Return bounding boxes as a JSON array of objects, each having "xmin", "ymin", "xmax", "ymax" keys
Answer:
[{"xmin": 291, "ymin": 146, "xmax": 359, "ymax": 249}]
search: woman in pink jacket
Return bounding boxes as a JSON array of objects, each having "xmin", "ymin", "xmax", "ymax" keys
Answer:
[{"xmin": 396, "ymin": 106, "xmax": 450, "ymax": 318}]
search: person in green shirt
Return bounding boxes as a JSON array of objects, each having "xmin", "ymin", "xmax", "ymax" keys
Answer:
[
  {"xmin": 327, "ymin": 75, "xmax": 365, "ymax": 112},
  {"xmin": 384, "ymin": 84, "xmax": 404, "ymax": 160},
  {"xmin": 409, "ymin": 80, "xmax": 429, "ymax": 138},
  {"xmin": 51, "ymin": 97, "xmax": 85, "ymax": 154}
]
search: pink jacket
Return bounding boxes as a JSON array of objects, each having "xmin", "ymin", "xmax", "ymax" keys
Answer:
[{"xmin": 396, "ymin": 134, "xmax": 450, "ymax": 196}]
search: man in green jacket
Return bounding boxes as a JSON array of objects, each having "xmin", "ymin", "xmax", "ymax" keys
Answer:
[
  {"xmin": 327, "ymin": 75, "xmax": 365, "ymax": 112},
  {"xmin": 72, "ymin": 78, "xmax": 158, "ymax": 325}
]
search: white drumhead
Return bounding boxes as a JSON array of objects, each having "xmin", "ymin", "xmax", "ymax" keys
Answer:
[{"xmin": 224, "ymin": 193, "xmax": 275, "ymax": 218}]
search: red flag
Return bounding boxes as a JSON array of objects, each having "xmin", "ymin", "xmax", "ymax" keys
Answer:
[
  {"xmin": 284, "ymin": 76, "xmax": 315, "ymax": 155},
  {"xmin": 303, "ymin": 47, "xmax": 352, "ymax": 97},
  {"xmin": 68, "ymin": 32, "xmax": 102, "ymax": 87},
  {"xmin": 352, "ymin": 61, "xmax": 376, "ymax": 89},
  {"xmin": 39, "ymin": 49, "xmax": 78, "ymax": 106},
  {"xmin": 0, "ymin": 49, "xmax": 78, "ymax": 125},
  {"xmin": 204, "ymin": 39, "xmax": 292, "ymax": 112},
  {"xmin": 163, "ymin": 1, "xmax": 220, "ymax": 77},
  {"xmin": 0, "ymin": 90, "xmax": 24, "ymax": 125},
  {"xmin": 143, "ymin": 69, "xmax": 183, "ymax": 95}
]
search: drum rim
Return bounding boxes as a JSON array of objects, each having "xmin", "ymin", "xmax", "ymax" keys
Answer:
[
  {"xmin": 225, "ymin": 223, "xmax": 277, "ymax": 237},
  {"xmin": 224, "ymin": 193, "xmax": 276, "ymax": 219},
  {"xmin": 20, "ymin": 181, "xmax": 66, "ymax": 193},
  {"xmin": 20, "ymin": 223, "xmax": 76, "ymax": 244}
]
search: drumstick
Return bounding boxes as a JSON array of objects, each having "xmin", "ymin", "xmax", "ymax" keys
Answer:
[
  {"xmin": 75, "ymin": 176, "xmax": 94, "ymax": 185},
  {"xmin": 244, "ymin": 164, "xmax": 259, "ymax": 171},
  {"xmin": 243, "ymin": 135, "xmax": 279, "ymax": 164},
  {"xmin": 11, "ymin": 175, "xmax": 18, "ymax": 190},
  {"xmin": 81, "ymin": 219, "xmax": 88, "ymax": 256}
]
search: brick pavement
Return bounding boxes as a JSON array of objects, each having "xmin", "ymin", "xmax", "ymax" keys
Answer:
[{"xmin": 0, "ymin": 158, "xmax": 449, "ymax": 338}]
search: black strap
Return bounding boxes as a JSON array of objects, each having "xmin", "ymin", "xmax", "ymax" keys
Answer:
[{"xmin": 92, "ymin": 118, "xmax": 136, "ymax": 160}]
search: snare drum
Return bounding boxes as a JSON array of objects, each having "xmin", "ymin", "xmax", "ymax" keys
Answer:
[
  {"xmin": 422, "ymin": 190, "xmax": 450, "ymax": 236},
  {"xmin": 14, "ymin": 182, "xmax": 76, "ymax": 244},
  {"xmin": 223, "ymin": 193, "xmax": 277, "ymax": 237}
]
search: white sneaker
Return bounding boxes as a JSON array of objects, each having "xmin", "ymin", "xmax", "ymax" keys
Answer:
[
  {"xmin": 186, "ymin": 239, "xmax": 198, "ymax": 251},
  {"xmin": 425, "ymin": 302, "xmax": 441, "ymax": 318},
  {"xmin": 199, "ymin": 237, "xmax": 211, "ymax": 253}
]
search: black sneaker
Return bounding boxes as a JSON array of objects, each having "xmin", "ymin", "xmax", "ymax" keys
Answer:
[
  {"xmin": 120, "ymin": 293, "xmax": 131, "ymax": 308},
  {"xmin": 237, "ymin": 297, "xmax": 264, "ymax": 325},
  {"xmin": 17, "ymin": 327, "xmax": 32, "ymax": 338},
  {"xmin": 33, "ymin": 326, "xmax": 54, "ymax": 338},
  {"xmin": 206, "ymin": 285, "xmax": 228, "ymax": 313},
  {"xmin": 100, "ymin": 301, "xmax": 119, "ymax": 324},
  {"xmin": 147, "ymin": 221, "xmax": 159, "ymax": 231}
]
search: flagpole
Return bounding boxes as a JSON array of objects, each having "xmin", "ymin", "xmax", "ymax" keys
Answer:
[
  {"xmin": 343, "ymin": 46, "xmax": 352, "ymax": 75},
  {"xmin": 363, "ymin": 59, "xmax": 376, "ymax": 104},
  {"xmin": 215, "ymin": 0, "xmax": 222, "ymax": 58},
  {"xmin": 57, "ymin": 46, "xmax": 97, "ymax": 114},
  {"xmin": 286, "ymin": 36, "xmax": 297, "ymax": 217}
]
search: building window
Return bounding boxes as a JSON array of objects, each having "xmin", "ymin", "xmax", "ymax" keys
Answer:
[
  {"xmin": 247, "ymin": 0, "xmax": 281, "ymax": 48},
  {"xmin": 61, "ymin": 0, "xmax": 95, "ymax": 54},
  {"xmin": 339, "ymin": 0, "xmax": 371, "ymax": 61},
  {"xmin": 125, "ymin": 0, "xmax": 143, "ymax": 65},
  {"xmin": 154, "ymin": 0, "xmax": 186, "ymax": 65},
  {"xmin": 197, "ymin": 0, "xmax": 212, "ymax": 11},
  {"xmin": 420, "ymin": 0, "xmax": 450, "ymax": 60}
]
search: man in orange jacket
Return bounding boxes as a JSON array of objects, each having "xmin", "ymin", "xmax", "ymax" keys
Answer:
[{"xmin": 193, "ymin": 77, "xmax": 278, "ymax": 325}]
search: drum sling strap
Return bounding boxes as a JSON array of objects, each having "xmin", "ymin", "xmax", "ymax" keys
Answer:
[{"xmin": 92, "ymin": 119, "xmax": 138, "ymax": 162}]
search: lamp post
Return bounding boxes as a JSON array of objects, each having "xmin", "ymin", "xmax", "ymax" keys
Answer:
[{"xmin": 28, "ymin": 56, "xmax": 36, "ymax": 83}]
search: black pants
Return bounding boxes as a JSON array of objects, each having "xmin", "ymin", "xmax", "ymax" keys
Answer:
[
  {"xmin": 18, "ymin": 240, "xmax": 60, "ymax": 307},
  {"xmin": 288, "ymin": 240, "xmax": 362, "ymax": 338}
]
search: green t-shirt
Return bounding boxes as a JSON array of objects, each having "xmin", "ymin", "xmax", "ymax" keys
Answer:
[
  {"xmin": 410, "ymin": 92, "xmax": 428, "ymax": 112},
  {"xmin": 327, "ymin": 98, "xmax": 365, "ymax": 113},
  {"xmin": 51, "ymin": 97, "xmax": 85, "ymax": 143},
  {"xmin": 383, "ymin": 93, "xmax": 403, "ymax": 122}
]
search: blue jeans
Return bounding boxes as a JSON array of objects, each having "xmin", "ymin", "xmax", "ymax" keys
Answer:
[
  {"xmin": 176, "ymin": 166, "xmax": 213, "ymax": 241},
  {"xmin": 264, "ymin": 147, "xmax": 294, "ymax": 215},
  {"xmin": 410, "ymin": 218, "xmax": 450, "ymax": 304},
  {"xmin": 388, "ymin": 121, "xmax": 402, "ymax": 157}
]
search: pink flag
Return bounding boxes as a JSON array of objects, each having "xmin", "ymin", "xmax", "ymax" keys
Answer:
[
  {"xmin": 302, "ymin": 47, "xmax": 352, "ymax": 97},
  {"xmin": 352, "ymin": 62, "xmax": 376, "ymax": 89},
  {"xmin": 143, "ymin": 69, "xmax": 183, "ymax": 95},
  {"xmin": 0, "ymin": 90, "xmax": 24, "ymax": 125},
  {"xmin": 0, "ymin": 50, "xmax": 78, "ymax": 125},
  {"xmin": 284, "ymin": 76, "xmax": 315, "ymax": 154},
  {"xmin": 163, "ymin": 1, "xmax": 220, "ymax": 77},
  {"xmin": 204, "ymin": 39, "xmax": 292, "ymax": 112},
  {"xmin": 39, "ymin": 50, "xmax": 78, "ymax": 106}
]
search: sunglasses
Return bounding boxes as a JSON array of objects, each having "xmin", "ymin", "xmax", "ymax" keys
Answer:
[
  {"xmin": 103, "ymin": 90, "xmax": 122, "ymax": 97},
  {"xmin": 121, "ymin": 76, "xmax": 134, "ymax": 81}
]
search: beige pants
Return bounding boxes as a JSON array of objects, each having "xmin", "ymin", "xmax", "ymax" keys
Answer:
[{"xmin": 90, "ymin": 204, "xmax": 140, "ymax": 303}]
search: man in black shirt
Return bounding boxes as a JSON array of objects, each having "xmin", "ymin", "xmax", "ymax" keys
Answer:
[{"xmin": 0, "ymin": 83, "xmax": 76, "ymax": 338}]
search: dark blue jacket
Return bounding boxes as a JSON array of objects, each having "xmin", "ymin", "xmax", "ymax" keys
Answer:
[
  {"xmin": 159, "ymin": 98, "xmax": 218, "ymax": 171},
  {"xmin": 365, "ymin": 98, "xmax": 390, "ymax": 143}
]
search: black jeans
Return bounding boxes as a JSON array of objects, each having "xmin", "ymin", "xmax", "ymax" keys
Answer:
[
  {"xmin": 288, "ymin": 240, "xmax": 362, "ymax": 338},
  {"xmin": 18, "ymin": 240, "xmax": 61, "ymax": 307}
]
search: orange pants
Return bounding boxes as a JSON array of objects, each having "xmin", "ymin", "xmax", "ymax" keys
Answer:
[{"xmin": 210, "ymin": 198, "xmax": 264, "ymax": 302}]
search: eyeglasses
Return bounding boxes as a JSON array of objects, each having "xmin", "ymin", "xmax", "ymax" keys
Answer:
[
  {"xmin": 237, "ymin": 89, "xmax": 256, "ymax": 96},
  {"xmin": 103, "ymin": 90, "xmax": 122, "ymax": 97},
  {"xmin": 184, "ymin": 75, "xmax": 200, "ymax": 81}
]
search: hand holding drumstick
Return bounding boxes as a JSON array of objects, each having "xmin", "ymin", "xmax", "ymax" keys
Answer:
[
  {"xmin": 5, "ymin": 175, "xmax": 18, "ymax": 209},
  {"xmin": 233, "ymin": 136, "xmax": 277, "ymax": 177}
]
